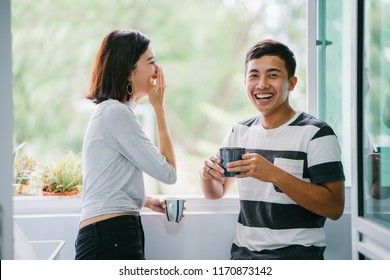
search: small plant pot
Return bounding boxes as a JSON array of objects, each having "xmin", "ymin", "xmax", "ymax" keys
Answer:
[
  {"xmin": 42, "ymin": 190, "xmax": 79, "ymax": 196},
  {"xmin": 13, "ymin": 183, "xmax": 30, "ymax": 195}
]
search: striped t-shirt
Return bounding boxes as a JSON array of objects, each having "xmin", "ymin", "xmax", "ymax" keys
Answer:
[{"xmin": 220, "ymin": 111, "xmax": 345, "ymax": 259}]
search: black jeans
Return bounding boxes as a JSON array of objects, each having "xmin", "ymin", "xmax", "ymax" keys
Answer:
[{"xmin": 75, "ymin": 215, "xmax": 145, "ymax": 260}]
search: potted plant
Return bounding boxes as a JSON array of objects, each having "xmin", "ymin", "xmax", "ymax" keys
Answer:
[
  {"xmin": 13, "ymin": 144, "xmax": 37, "ymax": 195},
  {"xmin": 41, "ymin": 152, "xmax": 83, "ymax": 196}
]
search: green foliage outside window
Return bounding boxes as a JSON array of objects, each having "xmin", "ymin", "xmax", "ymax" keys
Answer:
[{"xmin": 12, "ymin": 0, "xmax": 307, "ymax": 195}]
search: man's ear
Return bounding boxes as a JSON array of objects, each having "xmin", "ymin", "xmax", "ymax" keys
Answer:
[{"xmin": 288, "ymin": 76, "xmax": 298, "ymax": 91}]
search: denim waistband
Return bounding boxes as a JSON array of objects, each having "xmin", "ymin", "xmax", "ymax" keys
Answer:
[{"xmin": 79, "ymin": 215, "xmax": 142, "ymax": 236}]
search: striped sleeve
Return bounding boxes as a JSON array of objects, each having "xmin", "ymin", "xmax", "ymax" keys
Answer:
[{"xmin": 307, "ymin": 125, "xmax": 345, "ymax": 184}]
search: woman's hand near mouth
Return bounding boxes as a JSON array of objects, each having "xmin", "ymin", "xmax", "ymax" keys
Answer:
[{"xmin": 148, "ymin": 64, "xmax": 166, "ymax": 109}]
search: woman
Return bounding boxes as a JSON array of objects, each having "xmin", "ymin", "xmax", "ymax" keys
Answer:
[{"xmin": 75, "ymin": 29, "xmax": 177, "ymax": 260}]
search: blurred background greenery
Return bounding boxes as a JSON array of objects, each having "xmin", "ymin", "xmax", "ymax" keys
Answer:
[{"xmin": 12, "ymin": 0, "xmax": 307, "ymax": 195}]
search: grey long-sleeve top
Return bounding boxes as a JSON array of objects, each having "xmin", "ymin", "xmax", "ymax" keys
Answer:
[{"xmin": 80, "ymin": 99, "xmax": 177, "ymax": 222}]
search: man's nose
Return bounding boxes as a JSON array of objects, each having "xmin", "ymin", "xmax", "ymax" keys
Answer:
[{"xmin": 257, "ymin": 75, "xmax": 268, "ymax": 89}]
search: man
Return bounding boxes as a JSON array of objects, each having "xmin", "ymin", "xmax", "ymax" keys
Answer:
[{"xmin": 200, "ymin": 39, "xmax": 345, "ymax": 260}]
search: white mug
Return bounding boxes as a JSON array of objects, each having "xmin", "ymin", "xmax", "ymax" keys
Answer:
[{"xmin": 165, "ymin": 198, "xmax": 185, "ymax": 222}]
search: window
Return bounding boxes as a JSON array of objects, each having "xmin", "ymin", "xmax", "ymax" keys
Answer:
[
  {"xmin": 12, "ymin": 0, "xmax": 307, "ymax": 196},
  {"xmin": 316, "ymin": 0, "xmax": 353, "ymax": 188},
  {"xmin": 362, "ymin": 0, "xmax": 390, "ymax": 228},
  {"xmin": 351, "ymin": 0, "xmax": 390, "ymax": 260}
]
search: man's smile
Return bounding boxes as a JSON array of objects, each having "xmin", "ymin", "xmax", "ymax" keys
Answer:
[{"xmin": 254, "ymin": 93, "xmax": 274, "ymax": 100}]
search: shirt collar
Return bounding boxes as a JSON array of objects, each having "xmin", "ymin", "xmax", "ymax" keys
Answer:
[{"xmin": 125, "ymin": 98, "xmax": 137, "ymax": 111}]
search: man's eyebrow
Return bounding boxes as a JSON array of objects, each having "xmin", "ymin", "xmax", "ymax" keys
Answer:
[
  {"xmin": 247, "ymin": 68, "xmax": 282, "ymax": 74},
  {"xmin": 248, "ymin": 69, "xmax": 259, "ymax": 74},
  {"xmin": 266, "ymin": 68, "xmax": 282, "ymax": 73}
]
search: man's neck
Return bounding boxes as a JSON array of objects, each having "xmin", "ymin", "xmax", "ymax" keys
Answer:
[{"xmin": 261, "ymin": 107, "xmax": 296, "ymax": 129}]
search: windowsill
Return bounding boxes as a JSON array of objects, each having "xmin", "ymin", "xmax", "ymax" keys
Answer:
[
  {"xmin": 13, "ymin": 195, "xmax": 240, "ymax": 217},
  {"xmin": 13, "ymin": 187, "xmax": 353, "ymax": 217}
]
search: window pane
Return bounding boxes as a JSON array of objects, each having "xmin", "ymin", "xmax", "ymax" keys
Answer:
[
  {"xmin": 12, "ymin": 0, "xmax": 307, "ymax": 195},
  {"xmin": 363, "ymin": 0, "xmax": 390, "ymax": 228},
  {"xmin": 319, "ymin": 0, "xmax": 352, "ymax": 187}
]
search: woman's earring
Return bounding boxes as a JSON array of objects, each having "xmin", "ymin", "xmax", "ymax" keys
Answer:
[{"xmin": 127, "ymin": 82, "xmax": 133, "ymax": 96}]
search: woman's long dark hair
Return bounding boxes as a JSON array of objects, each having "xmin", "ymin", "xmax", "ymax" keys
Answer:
[{"xmin": 86, "ymin": 29, "xmax": 150, "ymax": 104}]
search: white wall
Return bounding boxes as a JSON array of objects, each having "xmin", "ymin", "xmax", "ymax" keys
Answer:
[
  {"xmin": 14, "ymin": 212, "xmax": 237, "ymax": 260},
  {"xmin": 14, "ymin": 197, "xmax": 351, "ymax": 260}
]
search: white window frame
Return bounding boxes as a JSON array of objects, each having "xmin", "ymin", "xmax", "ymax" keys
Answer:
[{"xmin": 306, "ymin": 0, "xmax": 318, "ymax": 117}]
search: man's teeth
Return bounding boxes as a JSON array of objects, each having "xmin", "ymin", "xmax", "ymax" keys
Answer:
[{"xmin": 255, "ymin": 94, "xmax": 273, "ymax": 99}]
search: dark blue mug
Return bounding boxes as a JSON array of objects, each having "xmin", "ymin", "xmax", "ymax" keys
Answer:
[{"xmin": 219, "ymin": 147, "xmax": 245, "ymax": 177}]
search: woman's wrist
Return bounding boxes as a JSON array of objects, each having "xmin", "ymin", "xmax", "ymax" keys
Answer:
[{"xmin": 152, "ymin": 102, "xmax": 165, "ymax": 112}]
